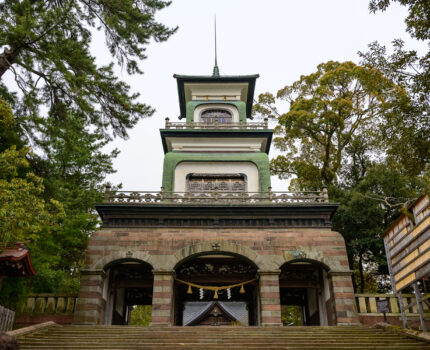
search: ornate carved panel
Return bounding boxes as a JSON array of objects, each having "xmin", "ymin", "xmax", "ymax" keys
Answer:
[{"xmin": 177, "ymin": 258, "xmax": 257, "ymax": 279}]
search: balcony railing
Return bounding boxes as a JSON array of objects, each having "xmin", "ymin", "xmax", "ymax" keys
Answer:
[
  {"xmin": 164, "ymin": 118, "xmax": 269, "ymax": 130},
  {"xmin": 103, "ymin": 187, "xmax": 329, "ymax": 204}
]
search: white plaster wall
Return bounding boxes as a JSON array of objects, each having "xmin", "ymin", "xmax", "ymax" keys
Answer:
[
  {"xmin": 174, "ymin": 161, "xmax": 259, "ymax": 192},
  {"xmin": 194, "ymin": 104, "xmax": 239, "ymax": 123},
  {"xmin": 186, "ymin": 83, "xmax": 247, "ymax": 102}
]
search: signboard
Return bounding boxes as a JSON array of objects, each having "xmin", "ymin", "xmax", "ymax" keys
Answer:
[
  {"xmin": 376, "ymin": 299, "xmax": 389, "ymax": 314},
  {"xmin": 383, "ymin": 195, "xmax": 430, "ymax": 292}
]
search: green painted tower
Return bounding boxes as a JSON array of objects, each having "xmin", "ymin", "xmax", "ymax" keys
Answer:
[{"xmin": 160, "ymin": 70, "xmax": 273, "ymax": 194}]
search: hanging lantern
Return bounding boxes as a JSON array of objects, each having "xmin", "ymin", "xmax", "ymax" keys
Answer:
[
  {"xmin": 227, "ymin": 288, "xmax": 231, "ymax": 300},
  {"xmin": 199, "ymin": 288, "xmax": 204, "ymax": 300},
  {"xmin": 187, "ymin": 284, "xmax": 193, "ymax": 294},
  {"xmin": 214, "ymin": 289, "xmax": 219, "ymax": 299},
  {"xmin": 240, "ymin": 284, "xmax": 245, "ymax": 294}
]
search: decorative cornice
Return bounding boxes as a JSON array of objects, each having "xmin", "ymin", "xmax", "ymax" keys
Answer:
[
  {"xmin": 95, "ymin": 202, "xmax": 337, "ymax": 229},
  {"xmin": 174, "ymin": 75, "xmax": 259, "ymax": 119},
  {"xmin": 95, "ymin": 202, "xmax": 336, "ymax": 229}
]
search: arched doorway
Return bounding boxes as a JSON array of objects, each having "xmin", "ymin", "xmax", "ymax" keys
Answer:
[
  {"xmin": 173, "ymin": 253, "xmax": 259, "ymax": 326},
  {"xmin": 279, "ymin": 260, "xmax": 330, "ymax": 326},
  {"xmin": 103, "ymin": 259, "xmax": 154, "ymax": 325}
]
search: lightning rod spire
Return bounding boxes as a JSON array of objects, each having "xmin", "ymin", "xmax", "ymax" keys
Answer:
[{"xmin": 212, "ymin": 15, "xmax": 220, "ymax": 77}]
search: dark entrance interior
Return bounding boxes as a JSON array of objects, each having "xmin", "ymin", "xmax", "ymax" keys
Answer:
[
  {"xmin": 174, "ymin": 254, "xmax": 259, "ymax": 326},
  {"xmin": 105, "ymin": 260, "xmax": 153, "ymax": 325},
  {"xmin": 279, "ymin": 261, "xmax": 327, "ymax": 326}
]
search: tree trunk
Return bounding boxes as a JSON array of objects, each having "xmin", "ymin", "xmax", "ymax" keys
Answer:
[
  {"xmin": 358, "ymin": 254, "xmax": 365, "ymax": 293},
  {"xmin": 0, "ymin": 48, "xmax": 18, "ymax": 79}
]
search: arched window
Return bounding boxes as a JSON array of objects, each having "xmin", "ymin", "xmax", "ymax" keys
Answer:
[{"xmin": 200, "ymin": 109, "xmax": 232, "ymax": 124}]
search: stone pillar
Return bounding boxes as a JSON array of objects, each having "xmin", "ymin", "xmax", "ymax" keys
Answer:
[
  {"xmin": 151, "ymin": 270, "xmax": 174, "ymax": 326},
  {"xmin": 328, "ymin": 270, "xmax": 360, "ymax": 326},
  {"xmin": 74, "ymin": 270, "xmax": 105, "ymax": 324},
  {"xmin": 259, "ymin": 270, "xmax": 282, "ymax": 326}
]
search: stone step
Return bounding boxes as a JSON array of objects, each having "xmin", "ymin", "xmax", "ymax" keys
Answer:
[
  {"xmin": 16, "ymin": 325, "xmax": 430, "ymax": 350},
  {"xmin": 17, "ymin": 345, "xmax": 430, "ymax": 350},
  {"xmin": 22, "ymin": 336, "xmax": 407, "ymax": 340}
]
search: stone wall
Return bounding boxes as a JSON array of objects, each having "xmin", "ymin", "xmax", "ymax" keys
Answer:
[
  {"xmin": 17, "ymin": 294, "xmax": 76, "ymax": 328},
  {"xmin": 74, "ymin": 226, "xmax": 359, "ymax": 326}
]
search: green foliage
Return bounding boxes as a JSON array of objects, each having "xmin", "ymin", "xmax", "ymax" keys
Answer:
[
  {"xmin": 281, "ymin": 305, "xmax": 302, "ymax": 326},
  {"xmin": 257, "ymin": 58, "xmax": 427, "ymax": 292},
  {"xmin": 0, "ymin": 145, "xmax": 64, "ymax": 251},
  {"xmin": 0, "ymin": 278, "xmax": 29, "ymax": 312},
  {"xmin": 0, "ymin": 97, "xmax": 13, "ymax": 128},
  {"xmin": 129, "ymin": 305, "xmax": 152, "ymax": 326},
  {"xmin": 369, "ymin": 0, "xmax": 430, "ymax": 41},
  {"xmin": 0, "ymin": 0, "xmax": 177, "ymax": 139},
  {"xmin": 0, "ymin": 0, "xmax": 176, "ymax": 301},
  {"xmin": 331, "ymin": 163, "xmax": 423, "ymax": 292},
  {"xmin": 255, "ymin": 61, "xmax": 409, "ymax": 189},
  {"xmin": 29, "ymin": 263, "xmax": 80, "ymax": 294},
  {"xmin": 363, "ymin": 1, "xmax": 430, "ymax": 180}
]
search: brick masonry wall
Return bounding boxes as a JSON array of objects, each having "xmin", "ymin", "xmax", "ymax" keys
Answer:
[
  {"xmin": 75, "ymin": 227, "xmax": 359, "ymax": 326},
  {"xmin": 259, "ymin": 271, "xmax": 282, "ymax": 326}
]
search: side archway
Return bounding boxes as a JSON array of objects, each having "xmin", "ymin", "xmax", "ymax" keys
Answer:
[
  {"xmin": 89, "ymin": 250, "xmax": 159, "ymax": 271},
  {"xmin": 102, "ymin": 258, "xmax": 154, "ymax": 326},
  {"xmin": 278, "ymin": 258, "xmax": 331, "ymax": 326}
]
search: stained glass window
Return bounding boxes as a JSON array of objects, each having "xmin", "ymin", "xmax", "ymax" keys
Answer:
[
  {"xmin": 200, "ymin": 109, "xmax": 232, "ymax": 124},
  {"xmin": 186, "ymin": 174, "xmax": 246, "ymax": 192}
]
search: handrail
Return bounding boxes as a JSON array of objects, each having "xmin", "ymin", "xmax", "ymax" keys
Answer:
[
  {"xmin": 164, "ymin": 118, "xmax": 269, "ymax": 130},
  {"xmin": 103, "ymin": 187, "xmax": 329, "ymax": 204}
]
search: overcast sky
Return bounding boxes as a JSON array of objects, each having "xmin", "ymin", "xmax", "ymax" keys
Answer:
[{"xmin": 100, "ymin": 0, "xmax": 426, "ymax": 191}]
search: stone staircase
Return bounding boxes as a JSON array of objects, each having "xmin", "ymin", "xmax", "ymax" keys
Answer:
[{"xmin": 16, "ymin": 325, "xmax": 430, "ymax": 349}]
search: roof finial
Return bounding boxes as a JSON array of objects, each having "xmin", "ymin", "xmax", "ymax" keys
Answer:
[{"xmin": 212, "ymin": 15, "xmax": 220, "ymax": 77}]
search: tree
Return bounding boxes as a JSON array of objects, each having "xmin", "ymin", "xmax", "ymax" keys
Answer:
[
  {"xmin": 0, "ymin": 0, "xmax": 176, "ymax": 140},
  {"xmin": 0, "ymin": 1, "xmax": 177, "ymax": 297},
  {"xmin": 0, "ymin": 100, "xmax": 64, "ymax": 251},
  {"xmin": 255, "ymin": 60, "xmax": 424, "ymax": 292},
  {"xmin": 130, "ymin": 305, "xmax": 152, "ymax": 326},
  {"xmin": 29, "ymin": 110, "xmax": 118, "ymax": 273},
  {"xmin": 254, "ymin": 61, "xmax": 409, "ymax": 189},
  {"xmin": 331, "ymin": 164, "xmax": 422, "ymax": 292},
  {"xmin": 369, "ymin": 0, "xmax": 430, "ymax": 41},
  {"xmin": 0, "ymin": 145, "xmax": 64, "ymax": 251},
  {"xmin": 362, "ymin": 1, "xmax": 430, "ymax": 178}
]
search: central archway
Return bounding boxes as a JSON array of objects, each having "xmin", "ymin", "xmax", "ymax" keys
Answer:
[{"xmin": 173, "ymin": 252, "xmax": 259, "ymax": 326}]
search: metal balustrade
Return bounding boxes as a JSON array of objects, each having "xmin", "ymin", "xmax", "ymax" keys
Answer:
[
  {"xmin": 103, "ymin": 187, "xmax": 329, "ymax": 204},
  {"xmin": 164, "ymin": 118, "xmax": 269, "ymax": 130}
]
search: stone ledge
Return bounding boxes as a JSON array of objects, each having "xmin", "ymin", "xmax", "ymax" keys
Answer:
[
  {"xmin": 328, "ymin": 270, "xmax": 353, "ymax": 277},
  {"xmin": 7, "ymin": 321, "xmax": 60, "ymax": 338},
  {"xmin": 373, "ymin": 322, "xmax": 430, "ymax": 343}
]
